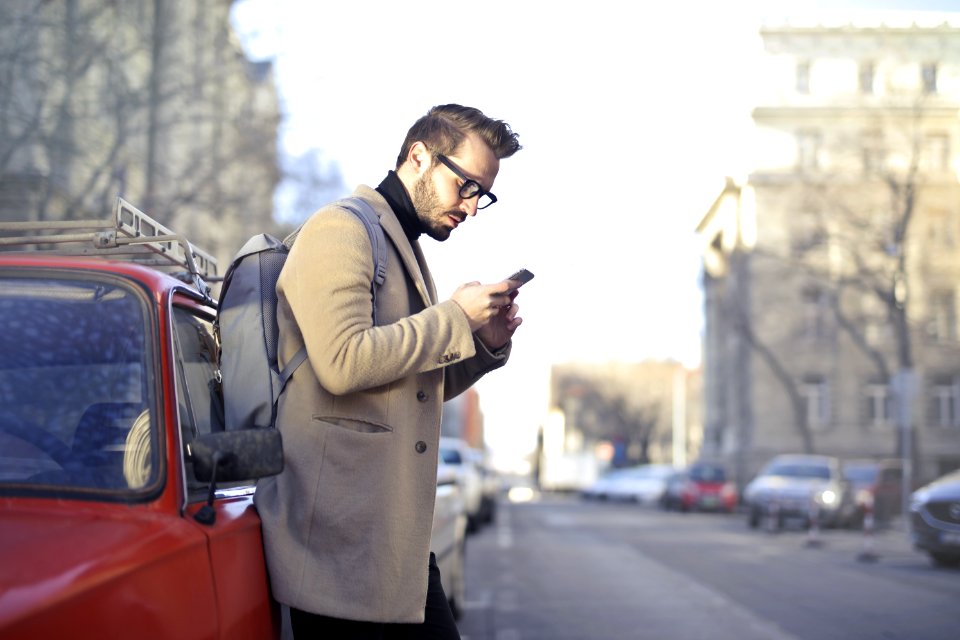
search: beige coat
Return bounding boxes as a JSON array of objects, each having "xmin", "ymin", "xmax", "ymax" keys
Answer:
[{"xmin": 254, "ymin": 185, "xmax": 508, "ymax": 623}]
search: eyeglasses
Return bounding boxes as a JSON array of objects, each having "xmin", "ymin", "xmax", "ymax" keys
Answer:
[{"xmin": 435, "ymin": 154, "xmax": 498, "ymax": 209}]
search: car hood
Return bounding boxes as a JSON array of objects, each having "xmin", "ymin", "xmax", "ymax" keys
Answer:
[
  {"xmin": 0, "ymin": 501, "xmax": 201, "ymax": 627},
  {"xmin": 914, "ymin": 472, "xmax": 960, "ymax": 501}
]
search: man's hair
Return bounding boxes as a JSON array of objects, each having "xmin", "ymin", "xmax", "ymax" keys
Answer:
[{"xmin": 395, "ymin": 104, "xmax": 522, "ymax": 169}]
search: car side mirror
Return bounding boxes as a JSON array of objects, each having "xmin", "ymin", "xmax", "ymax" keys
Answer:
[
  {"xmin": 190, "ymin": 428, "xmax": 284, "ymax": 483},
  {"xmin": 189, "ymin": 429, "xmax": 284, "ymax": 526}
]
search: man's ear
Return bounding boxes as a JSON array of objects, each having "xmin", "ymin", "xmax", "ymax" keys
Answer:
[{"xmin": 409, "ymin": 141, "xmax": 432, "ymax": 176}]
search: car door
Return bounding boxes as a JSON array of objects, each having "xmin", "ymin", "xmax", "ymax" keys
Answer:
[{"xmin": 171, "ymin": 297, "xmax": 279, "ymax": 639}]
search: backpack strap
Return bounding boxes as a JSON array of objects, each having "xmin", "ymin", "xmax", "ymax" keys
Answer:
[
  {"xmin": 341, "ymin": 197, "xmax": 387, "ymax": 325},
  {"xmin": 278, "ymin": 197, "xmax": 387, "ymax": 392}
]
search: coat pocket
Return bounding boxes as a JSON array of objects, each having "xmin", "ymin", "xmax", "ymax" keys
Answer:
[{"xmin": 313, "ymin": 414, "xmax": 393, "ymax": 434}]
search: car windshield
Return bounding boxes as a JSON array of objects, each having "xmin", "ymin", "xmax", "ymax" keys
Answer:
[
  {"xmin": 843, "ymin": 465, "xmax": 879, "ymax": 483},
  {"xmin": 0, "ymin": 274, "xmax": 156, "ymax": 496},
  {"xmin": 689, "ymin": 465, "xmax": 726, "ymax": 482},
  {"xmin": 764, "ymin": 461, "xmax": 831, "ymax": 479}
]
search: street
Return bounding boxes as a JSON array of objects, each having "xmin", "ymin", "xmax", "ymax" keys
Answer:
[{"xmin": 456, "ymin": 491, "xmax": 960, "ymax": 640}]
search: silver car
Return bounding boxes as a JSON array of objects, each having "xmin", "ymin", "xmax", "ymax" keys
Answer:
[
  {"xmin": 744, "ymin": 454, "xmax": 856, "ymax": 529},
  {"xmin": 910, "ymin": 469, "xmax": 960, "ymax": 568}
]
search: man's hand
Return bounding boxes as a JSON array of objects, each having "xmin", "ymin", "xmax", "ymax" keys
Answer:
[
  {"xmin": 477, "ymin": 292, "xmax": 522, "ymax": 350},
  {"xmin": 450, "ymin": 280, "xmax": 523, "ymax": 350}
]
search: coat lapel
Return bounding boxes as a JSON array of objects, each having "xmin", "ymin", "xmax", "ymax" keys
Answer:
[{"xmin": 377, "ymin": 205, "xmax": 434, "ymax": 306}]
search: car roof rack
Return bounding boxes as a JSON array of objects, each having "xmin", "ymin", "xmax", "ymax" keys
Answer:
[{"xmin": 0, "ymin": 198, "xmax": 218, "ymax": 293}]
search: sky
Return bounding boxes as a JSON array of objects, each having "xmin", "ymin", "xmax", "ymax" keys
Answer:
[{"xmin": 231, "ymin": 0, "xmax": 960, "ymax": 469}]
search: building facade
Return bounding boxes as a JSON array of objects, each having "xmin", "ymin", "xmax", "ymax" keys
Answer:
[{"xmin": 698, "ymin": 14, "xmax": 960, "ymax": 488}]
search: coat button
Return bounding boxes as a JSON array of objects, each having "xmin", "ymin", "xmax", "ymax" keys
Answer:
[
  {"xmin": 416, "ymin": 390, "xmax": 428, "ymax": 402},
  {"xmin": 415, "ymin": 441, "xmax": 427, "ymax": 454}
]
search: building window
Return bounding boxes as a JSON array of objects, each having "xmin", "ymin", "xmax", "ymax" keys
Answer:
[
  {"xmin": 797, "ymin": 60, "xmax": 811, "ymax": 94},
  {"xmin": 929, "ymin": 376, "xmax": 960, "ymax": 428},
  {"xmin": 859, "ymin": 61, "xmax": 874, "ymax": 94},
  {"xmin": 928, "ymin": 290, "xmax": 957, "ymax": 343},
  {"xmin": 802, "ymin": 376, "xmax": 831, "ymax": 430},
  {"xmin": 864, "ymin": 382, "xmax": 892, "ymax": 428},
  {"xmin": 922, "ymin": 63, "xmax": 938, "ymax": 94},
  {"xmin": 797, "ymin": 129, "xmax": 821, "ymax": 170},
  {"xmin": 801, "ymin": 288, "xmax": 830, "ymax": 341}
]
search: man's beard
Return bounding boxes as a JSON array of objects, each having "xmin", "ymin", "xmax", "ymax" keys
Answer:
[{"xmin": 412, "ymin": 169, "xmax": 456, "ymax": 242}]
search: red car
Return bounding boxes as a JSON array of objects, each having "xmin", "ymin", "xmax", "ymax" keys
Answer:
[
  {"xmin": 662, "ymin": 462, "xmax": 738, "ymax": 513},
  {"xmin": 0, "ymin": 202, "xmax": 284, "ymax": 639}
]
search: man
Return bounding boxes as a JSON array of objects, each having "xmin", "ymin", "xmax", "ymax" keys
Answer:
[{"xmin": 254, "ymin": 104, "xmax": 523, "ymax": 638}]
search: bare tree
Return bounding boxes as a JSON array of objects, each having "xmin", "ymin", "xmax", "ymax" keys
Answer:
[
  {"xmin": 277, "ymin": 148, "xmax": 349, "ymax": 226},
  {"xmin": 0, "ymin": 0, "xmax": 283, "ymax": 267},
  {"xmin": 552, "ymin": 363, "xmax": 677, "ymax": 467}
]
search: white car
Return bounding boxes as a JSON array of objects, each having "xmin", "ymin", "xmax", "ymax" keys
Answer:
[
  {"xmin": 465, "ymin": 447, "xmax": 500, "ymax": 525},
  {"xmin": 439, "ymin": 437, "xmax": 485, "ymax": 531},
  {"xmin": 432, "ymin": 462, "xmax": 468, "ymax": 619},
  {"xmin": 582, "ymin": 464, "xmax": 676, "ymax": 504}
]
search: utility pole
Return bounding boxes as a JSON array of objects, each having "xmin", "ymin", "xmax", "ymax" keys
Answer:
[{"xmin": 892, "ymin": 368, "xmax": 916, "ymax": 531}]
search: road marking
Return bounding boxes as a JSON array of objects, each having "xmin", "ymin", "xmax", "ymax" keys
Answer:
[{"xmin": 497, "ymin": 501, "xmax": 513, "ymax": 549}]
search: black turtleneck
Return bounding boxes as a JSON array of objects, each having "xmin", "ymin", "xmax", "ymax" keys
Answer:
[{"xmin": 376, "ymin": 171, "xmax": 423, "ymax": 242}]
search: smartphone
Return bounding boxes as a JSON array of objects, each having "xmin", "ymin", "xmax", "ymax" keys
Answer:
[{"xmin": 505, "ymin": 268, "xmax": 535, "ymax": 291}]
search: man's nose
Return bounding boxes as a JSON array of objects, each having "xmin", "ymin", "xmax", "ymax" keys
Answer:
[{"xmin": 461, "ymin": 197, "xmax": 479, "ymax": 217}]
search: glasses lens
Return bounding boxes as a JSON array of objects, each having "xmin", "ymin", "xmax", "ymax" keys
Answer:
[{"xmin": 459, "ymin": 181, "xmax": 481, "ymax": 199}]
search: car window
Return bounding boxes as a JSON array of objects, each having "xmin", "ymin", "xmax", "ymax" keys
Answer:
[
  {"xmin": 843, "ymin": 465, "xmax": 878, "ymax": 483},
  {"xmin": 440, "ymin": 448, "xmax": 463, "ymax": 465},
  {"xmin": 690, "ymin": 465, "xmax": 726, "ymax": 482},
  {"xmin": 765, "ymin": 461, "xmax": 831, "ymax": 479},
  {"xmin": 0, "ymin": 274, "xmax": 156, "ymax": 495},
  {"xmin": 171, "ymin": 306, "xmax": 226, "ymax": 497}
]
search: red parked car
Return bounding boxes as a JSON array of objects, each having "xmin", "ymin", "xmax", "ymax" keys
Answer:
[
  {"xmin": 0, "ymin": 202, "xmax": 284, "ymax": 639},
  {"xmin": 661, "ymin": 462, "xmax": 738, "ymax": 513}
]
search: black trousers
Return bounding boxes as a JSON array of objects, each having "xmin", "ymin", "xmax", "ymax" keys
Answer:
[{"xmin": 289, "ymin": 553, "xmax": 461, "ymax": 640}]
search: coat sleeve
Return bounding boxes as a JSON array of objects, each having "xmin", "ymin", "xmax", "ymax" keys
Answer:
[
  {"xmin": 278, "ymin": 205, "xmax": 478, "ymax": 396},
  {"xmin": 443, "ymin": 336, "xmax": 511, "ymax": 402}
]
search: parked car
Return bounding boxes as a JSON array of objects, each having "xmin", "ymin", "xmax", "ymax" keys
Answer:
[
  {"xmin": 581, "ymin": 466, "xmax": 631, "ymax": 501},
  {"xmin": 439, "ymin": 437, "xmax": 486, "ymax": 531},
  {"xmin": 0, "ymin": 202, "xmax": 467, "ymax": 637},
  {"xmin": 661, "ymin": 461, "xmax": 738, "ymax": 513},
  {"xmin": 843, "ymin": 458, "xmax": 904, "ymax": 526},
  {"xmin": 468, "ymin": 447, "xmax": 500, "ymax": 525},
  {"xmin": 743, "ymin": 454, "xmax": 856, "ymax": 529},
  {"xmin": 0, "ymin": 203, "xmax": 284, "ymax": 639},
  {"xmin": 433, "ymin": 462, "xmax": 468, "ymax": 618},
  {"xmin": 582, "ymin": 464, "xmax": 675, "ymax": 505},
  {"xmin": 909, "ymin": 468, "xmax": 960, "ymax": 568}
]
